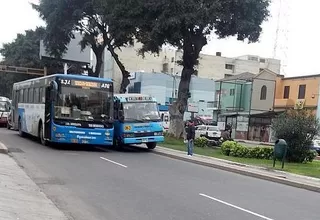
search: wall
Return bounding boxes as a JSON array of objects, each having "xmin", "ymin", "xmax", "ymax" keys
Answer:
[
  {"xmin": 250, "ymin": 71, "xmax": 277, "ymax": 113},
  {"xmin": 274, "ymin": 76, "xmax": 320, "ymax": 108},
  {"xmin": 98, "ymin": 43, "xmax": 281, "ymax": 91},
  {"xmin": 128, "ymin": 72, "xmax": 216, "ymax": 119},
  {"xmin": 217, "ymin": 81, "xmax": 251, "ymax": 112}
]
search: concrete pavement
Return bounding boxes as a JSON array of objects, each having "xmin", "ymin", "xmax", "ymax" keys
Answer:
[
  {"xmin": 0, "ymin": 128, "xmax": 320, "ymax": 220},
  {"xmin": 154, "ymin": 146, "xmax": 320, "ymax": 192},
  {"xmin": 0, "ymin": 151, "xmax": 68, "ymax": 220}
]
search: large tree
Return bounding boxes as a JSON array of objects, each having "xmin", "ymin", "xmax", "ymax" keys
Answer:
[
  {"xmin": 33, "ymin": 0, "xmax": 135, "ymax": 93},
  {"xmin": 0, "ymin": 27, "xmax": 46, "ymax": 68},
  {"xmin": 124, "ymin": 0, "xmax": 271, "ymax": 137},
  {"xmin": 0, "ymin": 27, "xmax": 58, "ymax": 98}
]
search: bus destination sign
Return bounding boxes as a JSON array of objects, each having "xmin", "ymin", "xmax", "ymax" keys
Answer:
[{"xmin": 58, "ymin": 78, "xmax": 112, "ymax": 90}]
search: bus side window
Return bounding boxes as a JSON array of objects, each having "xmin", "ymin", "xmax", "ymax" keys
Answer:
[
  {"xmin": 39, "ymin": 87, "xmax": 43, "ymax": 103},
  {"xmin": 34, "ymin": 88, "xmax": 39, "ymax": 104},
  {"xmin": 19, "ymin": 89, "xmax": 23, "ymax": 103},
  {"xmin": 29, "ymin": 88, "xmax": 34, "ymax": 103},
  {"xmin": 23, "ymin": 89, "xmax": 28, "ymax": 103}
]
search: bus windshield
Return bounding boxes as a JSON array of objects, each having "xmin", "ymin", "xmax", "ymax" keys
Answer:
[
  {"xmin": 55, "ymin": 86, "xmax": 113, "ymax": 121},
  {"xmin": 123, "ymin": 102, "xmax": 160, "ymax": 121},
  {"xmin": 0, "ymin": 101, "xmax": 10, "ymax": 112}
]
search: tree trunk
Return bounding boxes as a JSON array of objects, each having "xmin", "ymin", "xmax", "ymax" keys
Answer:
[
  {"xmin": 93, "ymin": 51, "xmax": 103, "ymax": 77},
  {"xmin": 168, "ymin": 67, "xmax": 194, "ymax": 138},
  {"xmin": 107, "ymin": 44, "xmax": 130, "ymax": 93},
  {"xmin": 167, "ymin": 31, "xmax": 206, "ymax": 138}
]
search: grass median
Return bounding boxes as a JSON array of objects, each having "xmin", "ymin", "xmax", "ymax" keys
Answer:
[{"xmin": 161, "ymin": 136, "xmax": 320, "ymax": 178}]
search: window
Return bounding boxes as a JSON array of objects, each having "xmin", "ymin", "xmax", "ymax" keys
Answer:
[
  {"xmin": 23, "ymin": 89, "xmax": 28, "ymax": 103},
  {"xmin": 224, "ymin": 74, "xmax": 232, "ymax": 78},
  {"xmin": 225, "ymin": 64, "xmax": 234, "ymax": 70},
  {"xmin": 171, "ymin": 57, "xmax": 174, "ymax": 63},
  {"xmin": 260, "ymin": 85, "xmax": 267, "ymax": 100},
  {"xmin": 39, "ymin": 87, "xmax": 44, "ymax": 103},
  {"xmin": 230, "ymin": 89, "xmax": 235, "ymax": 96},
  {"xmin": 283, "ymin": 86, "xmax": 290, "ymax": 99},
  {"xmin": 19, "ymin": 90, "xmax": 23, "ymax": 102},
  {"xmin": 298, "ymin": 84, "xmax": 306, "ymax": 99},
  {"xmin": 34, "ymin": 88, "xmax": 39, "ymax": 103},
  {"xmin": 170, "ymin": 68, "xmax": 174, "ymax": 73},
  {"xmin": 260, "ymin": 58, "xmax": 266, "ymax": 63},
  {"xmin": 28, "ymin": 88, "xmax": 34, "ymax": 103}
]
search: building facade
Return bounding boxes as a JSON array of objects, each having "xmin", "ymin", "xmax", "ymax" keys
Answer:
[
  {"xmin": 127, "ymin": 72, "xmax": 216, "ymax": 120},
  {"xmin": 96, "ymin": 43, "xmax": 281, "ymax": 92},
  {"xmin": 215, "ymin": 69, "xmax": 277, "ymax": 141},
  {"xmin": 274, "ymin": 74, "xmax": 320, "ymax": 117}
]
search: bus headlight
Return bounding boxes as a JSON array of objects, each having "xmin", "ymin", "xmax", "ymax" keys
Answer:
[{"xmin": 154, "ymin": 132, "xmax": 163, "ymax": 136}]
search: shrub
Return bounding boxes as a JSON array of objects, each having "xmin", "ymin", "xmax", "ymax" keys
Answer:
[
  {"xmin": 272, "ymin": 109, "xmax": 320, "ymax": 163},
  {"xmin": 221, "ymin": 141, "xmax": 274, "ymax": 160},
  {"xmin": 194, "ymin": 137, "xmax": 208, "ymax": 148},
  {"xmin": 221, "ymin": 141, "xmax": 238, "ymax": 156},
  {"xmin": 305, "ymin": 150, "xmax": 318, "ymax": 162}
]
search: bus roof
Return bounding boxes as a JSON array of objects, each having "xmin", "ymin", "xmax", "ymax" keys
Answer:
[
  {"xmin": 114, "ymin": 93, "xmax": 157, "ymax": 102},
  {"xmin": 13, "ymin": 73, "xmax": 113, "ymax": 86}
]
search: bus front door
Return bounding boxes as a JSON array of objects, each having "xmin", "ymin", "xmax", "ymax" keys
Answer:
[{"xmin": 44, "ymin": 87, "xmax": 52, "ymax": 140}]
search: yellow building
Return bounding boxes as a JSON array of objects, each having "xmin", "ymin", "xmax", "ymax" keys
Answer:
[{"xmin": 274, "ymin": 74, "xmax": 320, "ymax": 113}]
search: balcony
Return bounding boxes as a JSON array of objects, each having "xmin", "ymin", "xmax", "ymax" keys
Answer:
[
  {"xmin": 274, "ymin": 98, "xmax": 317, "ymax": 109},
  {"xmin": 274, "ymin": 99, "xmax": 295, "ymax": 108}
]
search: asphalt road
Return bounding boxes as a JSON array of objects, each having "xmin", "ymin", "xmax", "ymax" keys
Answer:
[{"xmin": 0, "ymin": 128, "xmax": 319, "ymax": 220}]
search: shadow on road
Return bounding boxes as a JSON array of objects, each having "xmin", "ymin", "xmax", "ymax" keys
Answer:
[{"xmin": 4, "ymin": 129, "xmax": 152, "ymax": 154}]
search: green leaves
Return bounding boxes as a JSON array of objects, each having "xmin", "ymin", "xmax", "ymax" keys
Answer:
[
  {"xmin": 0, "ymin": 27, "xmax": 45, "ymax": 68},
  {"xmin": 272, "ymin": 110, "xmax": 320, "ymax": 162}
]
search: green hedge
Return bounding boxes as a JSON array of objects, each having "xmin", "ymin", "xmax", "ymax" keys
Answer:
[
  {"xmin": 221, "ymin": 141, "xmax": 274, "ymax": 160},
  {"xmin": 221, "ymin": 141, "xmax": 317, "ymax": 162},
  {"xmin": 194, "ymin": 137, "xmax": 209, "ymax": 148}
]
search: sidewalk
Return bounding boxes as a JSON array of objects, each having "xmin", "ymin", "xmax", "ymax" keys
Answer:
[
  {"xmin": 154, "ymin": 146, "xmax": 320, "ymax": 193},
  {"xmin": 0, "ymin": 153, "xmax": 68, "ymax": 220}
]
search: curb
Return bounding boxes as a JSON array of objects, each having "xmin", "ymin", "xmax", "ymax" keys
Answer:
[
  {"xmin": 153, "ymin": 150, "xmax": 320, "ymax": 193},
  {"xmin": 0, "ymin": 141, "xmax": 8, "ymax": 154}
]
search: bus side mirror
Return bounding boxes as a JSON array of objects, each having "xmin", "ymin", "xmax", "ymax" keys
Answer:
[{"xmin": 49, "ymin": 81, "xmax": 58, "ymax": 102}]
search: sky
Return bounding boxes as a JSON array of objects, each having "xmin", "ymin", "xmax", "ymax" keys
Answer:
[{"xmin": 0, "ymin": 0, "xmax": 319, "ymax": 77}]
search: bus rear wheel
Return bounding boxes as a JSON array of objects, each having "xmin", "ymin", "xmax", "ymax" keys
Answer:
[
  {"xmin": 39, "ymin": 123, "xmax": 48, "ymax": 146},
  {"xmin": 146, "ymin": 142, "xmax": 156, "ymax": 150}
]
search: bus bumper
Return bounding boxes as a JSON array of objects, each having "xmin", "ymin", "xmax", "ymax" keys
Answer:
[{"xmin": 123, "ymin": 136, "xmax": 164, "ymax": 145}]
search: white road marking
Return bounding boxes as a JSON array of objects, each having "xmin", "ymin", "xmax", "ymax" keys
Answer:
[
  {"xmin": 199, "ymin": 193, "xmax": 274, "ymax": 220},
  {"xmin": 100, "ymin": 157, "xmax": 127, "ymax": 168}
]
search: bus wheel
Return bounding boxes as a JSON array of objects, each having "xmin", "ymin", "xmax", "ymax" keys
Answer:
[
  {"xmin": 39, "ymin": 124, "xmax": 48, "ymax": 146},
  {"xmin": 146, "ymin": 142, "xmax": 156, "ymax": 150},
  {"xmin": 18, "ymin": 118, "xmax": 25, "ymax": 137}
]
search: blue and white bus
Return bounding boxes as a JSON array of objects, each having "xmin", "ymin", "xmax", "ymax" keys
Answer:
[
  {"xmin": 113, "ymin": 94, "xmax": 164, "ymax": 149},
  {"xmin": 11, "ymin": 74, "xmax": 114, "ymax": 146}
]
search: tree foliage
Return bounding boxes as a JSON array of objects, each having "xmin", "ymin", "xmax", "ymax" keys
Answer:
[
  {"xmin": 121, "ymin": 0, "xmax": 270, "ymax": 137},
  {"xmin": 33, "ymin": 0, "xmax": 135, "ymax": 92},
  {"xmin": 0, "ymin": 27, "xmax": 45, "ymax": 98},
  {"xmin": 272, "ymin": 110, "xmax": 320, "ymax": 163},
  {"xmin": 0, "ymin": 27, "xmax": 46, "ymax": 68}
]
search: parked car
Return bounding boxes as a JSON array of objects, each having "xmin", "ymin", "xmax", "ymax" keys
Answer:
[
  {"xmin": 195, "ymin": 125, "xmax": 221, "ymax": 140},
  {"xmin": 310, "ymin": 140, "xmax": 320, "ymax": 155}
]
